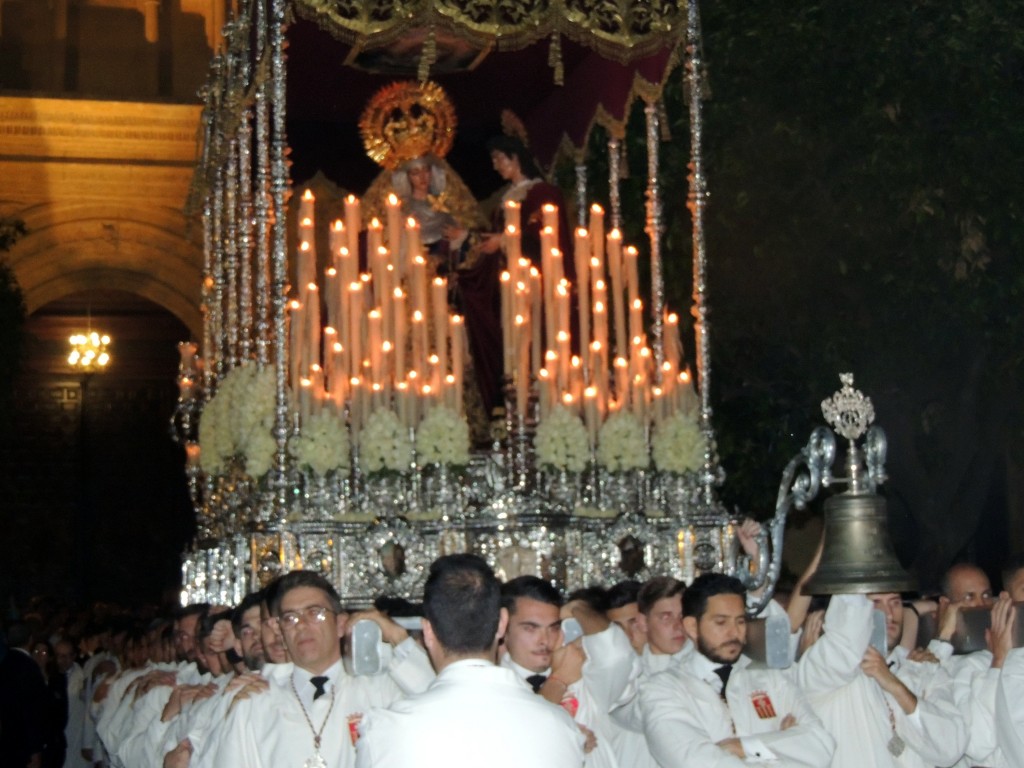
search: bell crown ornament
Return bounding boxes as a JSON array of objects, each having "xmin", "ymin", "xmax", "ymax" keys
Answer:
[{"xmin": 801, "ymin": 374, "xmax": 915, "ymax": 595}]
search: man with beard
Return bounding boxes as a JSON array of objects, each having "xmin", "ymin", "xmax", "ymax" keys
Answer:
[{"xmin": 639, "ymin": 573, "xmax": 834, "ymax": 767}]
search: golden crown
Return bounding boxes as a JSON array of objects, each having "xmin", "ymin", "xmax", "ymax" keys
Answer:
[{"xmin": 359, "ymin": 80, "xmax": 457, "ymax": 170}]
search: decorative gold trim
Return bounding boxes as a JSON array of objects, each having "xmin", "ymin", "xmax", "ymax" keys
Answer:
[
  {"xmin": 359, "ymin": 80, "xmax": 457, "ymax": 170},
  {"xmin": 294, "ymin": 0, "xmax": 684, "ymax": 66}
]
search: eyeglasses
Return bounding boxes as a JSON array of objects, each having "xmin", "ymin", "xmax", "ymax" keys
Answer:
[{"xmin": 278, "ymin": 606, "xmax": 334, "ymax": 629}]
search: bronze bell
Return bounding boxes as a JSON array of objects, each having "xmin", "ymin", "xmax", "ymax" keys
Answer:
[{"xmin": 804, "ymin": 491, "xmax": 915, "ymax": 595}]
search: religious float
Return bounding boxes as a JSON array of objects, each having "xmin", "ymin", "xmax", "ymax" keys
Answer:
[{"xmin": 172, "ymin": 0, "xmax": 904, "ymax": 610}]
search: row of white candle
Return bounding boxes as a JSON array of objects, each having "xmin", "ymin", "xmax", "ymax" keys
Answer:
[
  {"xmin": 289, "ymin": 190, "xmax": 469, "ymax": 437},
  {"xmin": 499, "ymin": 201, "xmax": 697, "ymax": 439}
]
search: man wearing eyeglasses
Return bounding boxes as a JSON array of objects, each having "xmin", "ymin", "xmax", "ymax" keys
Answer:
[{"xmin": 210, "ymin": 571, "xmax": 433, "ymax": 768}]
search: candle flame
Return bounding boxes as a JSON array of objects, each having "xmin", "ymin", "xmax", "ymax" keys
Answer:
[
  {"xmin": 333, "ymin": 342, "xmax": 342, "ymax": 352},
  {"xmin": 289, "ymin": 299, "xmax": 301, "ymax": 310},
  {"xmin": 591, "ymin": 341, "xmax": 602, "ymax": 351},
  {"xmin": 576, "ymin": 227, "xmax": 588, "ymax": 237},
  {"xmin": 585, "ymin": 386, "xmax": 597, "ymax": 397},
  {"xmin": 326, "ymin": 267, "xmax": 337, "ymax": 277},
  {"xmin": 324, "ymin": 326, "xmax": 336, "ymax": 336},
  {"xmin": 302, "ymin": 189, "xmax": 314, "ymax": 201},
  {"xmin": 370, "ymin": 217, "xmax": 382, "ymax": 228},
  {"xmin": 388, "ymin": 193, "xmax": 398, "ymax": 205},
  {"xmin": 300, "ymin": 241, "xmax": 311, "ymax": 251},
  {"xmin": 412, "ymin": 310, "xmax": 424, "ymax": 322},
  {"xmin": 332, "ymin": 220, "xmax": 343, "ymax": 231},
  {"xmin": 382, "ymin": 341, "xmax": 393, "ymax": 352}
]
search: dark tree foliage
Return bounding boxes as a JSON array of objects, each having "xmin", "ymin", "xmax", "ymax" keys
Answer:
[{"xmin": 579, "ymin": 1, "xmax": 1022, "ymax": 586}]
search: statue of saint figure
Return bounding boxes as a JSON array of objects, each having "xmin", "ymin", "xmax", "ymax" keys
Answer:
[{"xmin": 360, "ymin": 81, "xmax": 484, "ymax": 269}]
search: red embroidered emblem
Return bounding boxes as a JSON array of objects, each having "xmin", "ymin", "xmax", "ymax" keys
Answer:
[
  {"xmin": 347, "ymin": 713, "xmax": 363, "ymax": 745},
  {"xmin": 560, "ymin": 695, "xmax": 580, "ymax": 718},
  {"xmin": 750, "ymin": 690, "xmax": 777, "ymax": 719}
]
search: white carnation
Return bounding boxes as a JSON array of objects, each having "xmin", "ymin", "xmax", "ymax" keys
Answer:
[
  {"xmin": 652, "ymin": 411, "xmax": 705, "ymax": 474},
  {"xmin": 597, "ymin": 410, "xmax": 649, "ymax": 472},
  {"xmin": 360, "ymin": 409, "xmax": 413, "ymax": 474},
  {"xmin": 415, "ymin": 406, "xmax": 471, "ymax": 467},
  {"xmin": 535, "ymin": 405, "xmax": 589, "ymax": 472},
  {"xmin": 291, "ymin": 411, "xmax": 351, "ymax": 476}
]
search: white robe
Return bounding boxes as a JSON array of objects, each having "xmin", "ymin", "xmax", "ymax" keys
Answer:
[
  {"xmin": 995, "ymin": 646, "xmax": 1024, "ymax": 766},
  {"xmin": 639, "ymin": 651, "xmax": 835, "ymax": 767},
  {"xmin": 356, "ymin": 659, "xmax": 585, "ymax": 767},
  {"xmin": 927, "ymin": 639, "xmax": 1008, "ymax": 768},
  {"xmin": 501, "ymin": 624, "xmax": 634, "ymax": 768},
  {"xmin": 794, "ymin": 594, "xmax": 967, "ymax": 768},
  {"xmin": 610, "ymin": 642, "xmax": 693, "ymax": 768},
  {"xmin": 210, "ymin": 639, "xmax": 433, "ymax": 768}
]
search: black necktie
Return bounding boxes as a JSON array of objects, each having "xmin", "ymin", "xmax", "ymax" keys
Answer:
[
  {"xmin": 526, "ymin": 674, "xmax": 547, "ymax": 693},
  {"xmin": 714, "ymin": 664, "xmax": 732, "ymax": 699},
  {"xmin": 311, "ymin": 675, "xmax": 329, "ymax": 700}
]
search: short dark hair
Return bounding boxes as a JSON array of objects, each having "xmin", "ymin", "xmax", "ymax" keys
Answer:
[
  {"xmin": 232, "ymin": 592, "xmax": 265, "ymax": 637},
  {"xmin": 271, "ymin": 571, "xmax": 343, "ymax": 616},
  {"xmin": 175, "ymin": 603, "xmax": 210, "ymax": 623},
  {"xmin": 485, "ymin": 134, "xmax": 542, "ymax": 180},
  {"xmin": 638, "ymin": 576, "xmax": 685, "ymax": 615},
  {"xmin": 567, "ymin": 586, "xmax": 609, "ymax": 614},
  {"xmin": 424, "ymin": 555, "xmax": 501, "ymax": 654},
  {"xmin": 682, "ymin": 573, "xmax": 746, "ymax": 620},
  {"xmin": 1002, "ymin": 553, "xmax": 1024, "ymax": 592},
  {"xmin": 501, "ymin": 576, "xmax": 563, "ymax": 615},
  {"xmin": 606, "ymin": 580, "xmax": 642, "ymax": 611}
]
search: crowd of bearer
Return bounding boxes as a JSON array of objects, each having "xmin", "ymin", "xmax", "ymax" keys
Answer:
[{"xmin": 3, "ymin": 535, "xmax": 1024, "ymax": 768}]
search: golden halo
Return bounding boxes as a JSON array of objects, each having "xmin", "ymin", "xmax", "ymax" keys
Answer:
[{"xmin": 359, "ymin": 80, "xmax": 457, "ymax": 170}]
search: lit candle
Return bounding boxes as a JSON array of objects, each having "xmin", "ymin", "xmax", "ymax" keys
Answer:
[
  {"xmin": 431, "ymin": 277, "xmax": 448, "ymax": 379},
  {"xmin": 367, "ymin": 217, "xmax": 383, "ymax": 262},
  {"xmin": 583, "ymin": 386, "xmax": 599, "ymax": 448},
  {"xmin": 393, "ymin": 288, "xmax": 407, "ymax": 380},
  {"xmin": 386, "ymin": 193, "xmax": 402, "ymax": 263},
  {"xmin": 347, "ymin": 282, "xmax": 363, "ymax": 382},
  {"xmin": 557, "ymin": 330, "xmax": 571, "ymax": 394},
  {"xmin": 607, "ymin": 229, "xmax": 627, "ymax": 357},
  {"xmin": 515, "ymin": 314, "xmax": 530, "ymax": 417},
  {"xmin": 368, "ymin": 309, "xmax": 383, "ymax": 383},
  {"xmin": 529, "ymin": 267, "xmax": 543, "ymax": 374},
  {"xmin": 574, "ymin": 228, "xmax": 591, "ymax": 359},
  {"xmin": 624, "ymin": 245, "xmax": 640, "ymax": 309},
  {"xmin": 450, "ymin": 315, "xmax": 465, "ymax": 414},
  {"xmin": 344, "ymin": 195, "xmax": 361, "ymax": 258},
  {"xmin": 185, "ymin": 441, "xmax": 201, "ymax": 466}
]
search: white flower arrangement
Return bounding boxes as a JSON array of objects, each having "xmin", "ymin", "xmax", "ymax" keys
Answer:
[
  {"xmin": 415, "ymin": 406, "xmax": 471, "ymax": 467},
  {"xmin": 535, "ymin": 405, "xmax": 589, "ymax": 472},
  {"xmin": 597, "ymin": 410, "xmax": 649, "ymax": 472},
  {"xmin": 652, "ymin": 411, "xmax": 705, "ymax": 475},
  {"xmin": 360, "ymin": 408, "xmax": 413, "ymax": 474},
  {"xmin": 198, "ymin": 363, "xmax": 279, "ymax": 478},
  {"xmin": 291, "ymin": 411, "xmax": 351, "ymax": 476}
]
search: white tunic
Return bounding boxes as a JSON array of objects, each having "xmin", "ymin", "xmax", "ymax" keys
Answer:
[
  {"xmin": 356, "ymin": 659, "xmax": 586, "ymax": 767},
  {"xmin": 210, "ymin": 639, "xmax": 433, "ymax": 768},
  {"xmin": 995, "ymin": 646, "xmax": 1024, "ymax": 766},
  {"xmin": 639, "ymin": 651, "xmax": 835, "ymax": 767},
  {"xmin": 794, "ymin": 594, "xmax": 967, "ymax": 768},
  {"xmin": 501, "ymin": 624, "xmax": 634, "ymax": 768},
  {"xmin": 610, "ymin": 643, "xmax": 693, "ymax": 768},
  {"xmin": 927, "ymin": 639, "xmax": 1008, "ymax": 768}
]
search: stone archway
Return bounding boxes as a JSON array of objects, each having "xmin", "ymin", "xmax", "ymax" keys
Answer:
[{"xmin": 11, "ymin": 202, "xmax": 203, "ymax": 338}]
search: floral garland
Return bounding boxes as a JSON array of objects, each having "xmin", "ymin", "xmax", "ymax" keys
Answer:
[
  {"xmin": 291, "ymin": 411, "xmax": 351, "ymax": 476},
  {"xmin": 198, "ymin": 363, "xmax": 278, "ymax": 478},
  {"xmin": 535, "ymin": 405, "xmax": 589, "ymax": 472},
  {"xmin": 361, "ymin": 408, "xmax": 414, "ymax": 474},
  {"xmin": 652, "ymin": 411, "xmax": 705, "ymax": 475},
  {"xmin": 415, "ymin": 405, "xmax": 471, "ymax": 467},
  {"xmin": 597, "ymin": 410, "xmax": 649, "ymax": 472}
]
